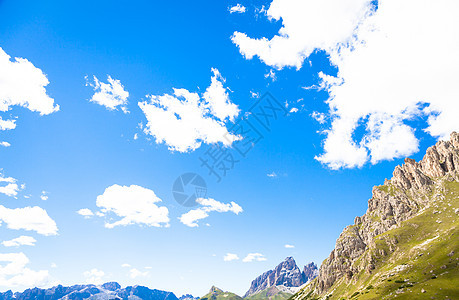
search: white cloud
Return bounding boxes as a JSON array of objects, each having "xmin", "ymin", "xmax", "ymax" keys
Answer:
[
  {"xmin": 267, "ymin": 172, "xmax": 277, "ymax": 178},
  {"xmin": 223, "ymin": 253, "xmax": 239, "ymax": 261},
  {"xmin": 0, "ymin": 47, "xmax": 59, "ymax": 115},
  {"xmin": 0, "ymin": 173, "xmax": 20, "ymax": 197},
  {"xmin": 229, "ymin": 4, "xmax": 246, "ymax": 14},
  {"xmin": 179, "ymin": 198, "xmax": 243, "ymax": 228},
  {"xmin": 40, "ymin": 191, "xmax": 48, "ymax": 201},
  {"xmin": 250, "ymin": 91, "xmax": 260, "ymax": 99},
  {"xmin": 128, "ymin": 268, "xmax": 149, "ymax": 279},
  {"xmin": 0, "ymin": 205, "xmax": 58, "ymax": 236},
  {"xmin": 264, "ymin": 69, "xmax": 276, "ymax": 81},
  {"xmin": 242, "ymin": 253, "xmax": 267, "ymax": 263},
  {"xmin": 83, "ymin": 268, "xmax": 105, "ymax": 285},
  {"xmin": 0, "ymin": 142, "xmax": 10, "ymax": 147},
  {"xmin": 86, "ymin": 75, "xmax": 129, "ymax": 113},
  {"xmin": 2, "ymin": 236, "xmax": 37, "ymax": 247},
  {"xmin": 234, "ymin": 0, "xmax": 459, "ymax": 169},
  {"xmin": 121, "ymin": 263, "xmax": 131, "ymax": 268},
  {"xmin": 0, "ymin": 118, "xmax": 16, "ymax": 131},
  {"xmin": 50, "ymin": 263, "xmax": 57, "ymax": 268},
  {"xmin": 0, "ymin": 252, "xmax": 51, "ymax": 288},
  {"xmin": 284, "ymin": 244, "xmax": 295, "ymax": 249},
  {"xmin": 232, "ymin": 0, "xmax": 374, "ymax": 69},
  {"xmin": 311, "ymin": 111, "xmax": 326, "ymax": 124},
  {"xmin": 95, "ymin": 184, "xmax": 169, "ymax": 228},
  {"xmin": 77, "ymin": 208, "xmax": 94, "ymax": 218},
  {"xmin": 138, "ymin": 68, "xmax": 240, "ymax": 153},
  {"xmin": 289, "ymin": 107, "xmax": 298, "ymax": 113}
]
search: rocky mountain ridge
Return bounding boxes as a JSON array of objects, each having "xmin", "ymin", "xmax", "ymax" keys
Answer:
[
  {"xmin": 293, "ymin": 131, "xmax": 459, "ymax": 299},
  {"xmin": 0, "ymin": 282, "xmax": 179, "ymax": 300},
  {"xmin": 244, "ymin": 257, "xmax": 318, "ymax": 298}
]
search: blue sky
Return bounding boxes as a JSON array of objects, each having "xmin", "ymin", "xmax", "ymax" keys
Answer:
[{"xmin": 1, "ymin": 0, "xmax": 458, "ymax": 297}]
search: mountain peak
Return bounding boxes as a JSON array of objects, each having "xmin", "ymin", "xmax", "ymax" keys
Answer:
[
  {"xmin": 244, "ymin": 257, "xmax": 318, "ymax": 298},
  {"xmin": 300, "ymin": 131, "xmax": 459, "ymax": 297}
]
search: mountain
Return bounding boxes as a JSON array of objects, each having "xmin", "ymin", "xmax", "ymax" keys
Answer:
[
  {"xmin": 179, "ymin": 294, "xmax": 199, "ymax": 300},
  {"xmin": 199, "ymin": 286, "xmax": 242, "ymax": 300},
  {"xmin": 292, "ymin": 132, "xmax": 459, "ymax": 299},
  {"xmin": 244, "ymin": 257, "xmax": 318, "ymax": 299},
  {"xmin": 0, "ymin": 282, "xmax": 179, "ymax": 300}
]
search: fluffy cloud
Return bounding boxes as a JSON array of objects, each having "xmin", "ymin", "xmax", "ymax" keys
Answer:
[
  {"xmin": 242, "ymin": 253, "xmax": 267, "ymax": 263},
  {"xmin": 96, "ymin": 184, "xmax": 169, "ymax": 228},
  {"xmin": 77, "ymin": 208, "xmax": 94, "ymax": 218},
  {"xmin": 0, "ymin": 118, "xmax": 16, "ymax": 131},
  {"xmin": 234, "ymin": 0, "xmax": 459, "ymax": 169},
  {"xmin": 138, "ymin": 68, "xmax": 240, "ymax": 152},
  {"xmin": 232, "ymin": 0, "xmax": 374, "ymax": 69},
  {"xmin": 0, "ymin": 252, "xmax": 51, "ymax": 288},
  {"xmin": 86, "ymin": 75, "xmax": 129, "ymax": 113},
  {"xmin": 83, "ymin": 268, "xmax": 105, "ymax": 285},
  {"xmin": 0, "ymin": 47, "xmax": 59, "ymax": 115},
  {"xmin": 179, "ymin": 198, "xmax": 243, "ymax": 228},
  {"xmin": 284, "ymin": 244, "xmax": 295, "ymax": 249},
  {"xmin": 0, "ymin": 173, "xmax": 20, "ymax": 197},
  {"xmin": 223, "ymin": 253, "xmax": 239, "ymax": 261},
  {"xmin": 128, "ymin": 268, "xmax": 149, "ymax": 279},
  {"xmin": 0, "ymin": 205, "xmax": 58, "ymax": 236},
  {"xmin": 229, "ymin": 4, "xmax": 246, "ymax": 14},
  {"xmin": 40, "ymin": 191, "xmax": 48, "ymax": 201},
  {"xmin": 2, "ymin": 236, "xmax": 37, "ymax": 247},
  {"xmin": 0, "ymin": 142, "xmax": 10, "ymax": 147}
]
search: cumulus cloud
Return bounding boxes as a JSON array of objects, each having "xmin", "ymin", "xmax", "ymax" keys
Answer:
[
  {"xmin": 0, "ymin": 118, "xmax": 16, "ymax": 131},
  {"xmin": 83, "ymin": 268, "xmax": 105, "ymax": 285},
  {"xmin": 0, "ymin": 47, "xmax": 59, "ymax": 115},
  {"xmin": 284, "ymin": 244, "xmax": 295, "ymax": 249},
  {"xmin": 138, "ymin": 68, "xmax": 240, "ymax": 152},
  {"xmin": 229, "ymin": 4, "xmax": 246, "ymax": 14},
  {"xmin": 95, "ymin": 184, "xmax": 169, "ymax": 228},
  {"xmin": 242, "ymin": 253, "xmax": 266, "ymax": 263},
  {"xmin": 77, "ymin": 208, "xmax": 94, "ymax": 219},
  {"xmin": 86, "ymin": 75, "xmax": 129, "ymax": 113},
  {"xmin": 0, "ymin": 205, "xmax": 58, "ymax": 236},
  {"xmin": 234, "ymin": 0, "xmax": 459, "ymax": 169},
  {"xmin": 232, "ymin": 0, "xmax": 374, "ymax": 69},
  {"xmin": 0, "ymin": 252, "xmax": 51, "ymax": 288},
  {"xmin": 0, "ymin": 173, "xmax": 20, "ymax": 197},
  {"xmin": 179, "ymin": 198, "xmax": 243, "ymax": 228},
  {"xmin": 2, "ymin": 236, "xmax": 37, "ymax": 247},
  {"xmin": 223, "ymin": 253, "xmax": 239, "ymax": 261},
  {"xmin": 128, "ymin": 268, "xmax": 149, "ymax": 279},
  {"xmin": 0, "ymin": 142, "xmax": 10, "ymax": 147}
]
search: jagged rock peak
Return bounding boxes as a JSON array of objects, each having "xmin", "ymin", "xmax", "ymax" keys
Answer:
[
  {"xmin": 302, "ymin": 262, "xmax": 319, "ymax": 282},
  {"xmin": 244, "ymin": 257, "xmax": 318, "ymax": 298}
]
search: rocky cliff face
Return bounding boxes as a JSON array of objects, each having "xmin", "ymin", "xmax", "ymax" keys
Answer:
[
  {"xmin": 244, "ymin": 257, "xmax": 318, "ymax": 297},
  {"xmin": 313, "ymin": 132, "xmax": 459, "ymax": 294}
]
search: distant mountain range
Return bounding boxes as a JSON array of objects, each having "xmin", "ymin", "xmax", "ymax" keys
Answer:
[
  {"xmin": 0, "ymin": 257, "xmax": 317, "ymax": 300},
  {"xmin": 0, "ymin": 282, "xmax": 179, "ymax": 300}
]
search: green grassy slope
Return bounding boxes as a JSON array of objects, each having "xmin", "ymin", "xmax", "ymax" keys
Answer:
[
  {"xmin": 245, "ymin": 286, "xmax": 293, "ymax": 300},
  {"xmin": 199, "ymin": 286, "xmax": 243, "ymax": 300},
  {"xmin": 293, "ymin": 180, "xmax": 459, "ymax": 300}
]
